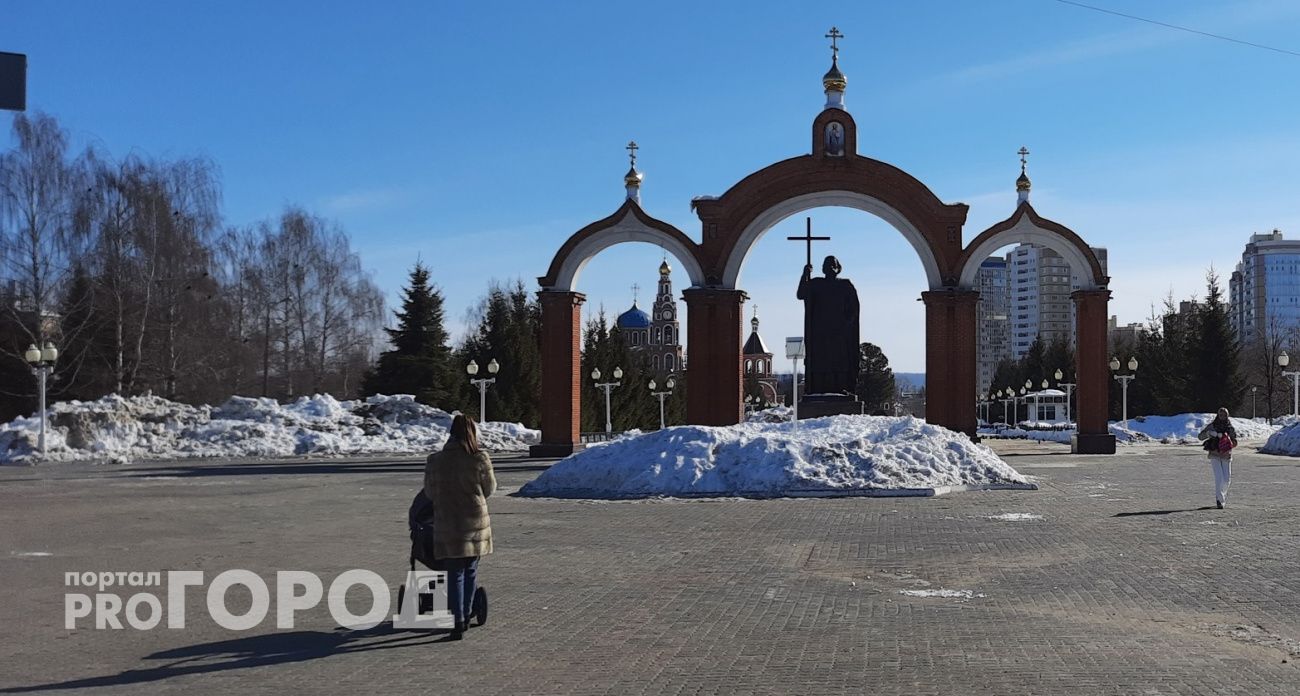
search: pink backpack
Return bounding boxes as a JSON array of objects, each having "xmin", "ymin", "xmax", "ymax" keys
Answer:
[{"xmin": 1217, "ymin": 434, "xmax": 1234, "ymax": 454}]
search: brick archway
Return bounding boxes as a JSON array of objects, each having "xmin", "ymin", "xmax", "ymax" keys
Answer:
[
  {"xmin": 957, "ymin": 203, "xmax": 1114, "ymax": 454},
  {"xmin": 532, "ymin": 107, "xmax": 1115, "ymax": 456},
  {"xmin": 685, "ymin": 109, "xmax": 975, "ymax": 430}
]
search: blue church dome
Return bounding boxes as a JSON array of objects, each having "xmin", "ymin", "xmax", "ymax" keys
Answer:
[{"xmin": 616, "ymin": 303, "xmax": 651, "ymax": 329}]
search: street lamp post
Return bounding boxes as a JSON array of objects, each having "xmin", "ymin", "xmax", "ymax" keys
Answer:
[
  {"xmin": 650, "ymin": 376, "xmax": 676, "ymax": 430},
  {"xmin": 466, "ymin": 358, "xmax": 500, "ymax": 423},
  {"xmin": 24, "ymin": 342, "xmax": 58, "ymax": 456},
  {"xmin": 785, "ymin": 338, "xmax": 805, "ymax": 428},
  {"xmin": 1110, "ymin": 356, "xmax": 1139, "ymax": 430},
  {"xmin": 1018, "ymin": 386, "xmax": 1027, "ymax": 425},
  {"xmin": 1000, "ymin": 389, "xmax": 1014, "ymax": 425},
  {"xmin": 1251, "ymin": 385, "xmax": 1258, "ymax": 420},
  {"xmin": 1054, "ymin": 369, "xmax": 1075, "ymax": 425},
  {"xmin": 592, "ymin": 366, "xmax": 623, "ymax": 434},
  {"xmin": 1279, "ymin": 351, "xmax": 1300, "ymax": 417}
]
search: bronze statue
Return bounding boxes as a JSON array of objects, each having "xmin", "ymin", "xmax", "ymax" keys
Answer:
[{"xmin": 797, "ymin": 255, "xmax": 860, "ymax": 395}]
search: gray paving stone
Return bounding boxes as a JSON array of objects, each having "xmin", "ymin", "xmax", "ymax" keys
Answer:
[{"xmin": 0, "ymin": 442, "xmax": 1296, "ymax": 694}]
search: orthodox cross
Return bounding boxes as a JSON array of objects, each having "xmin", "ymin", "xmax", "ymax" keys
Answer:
[
  {"xmin": 1018, "ymin": 146, "xmax": 1030, "ymax": 174},
  {"xmin": 626, "ymin": 140, "xmax": 639, "ymax": 167},
  {"xmin": 825, "ymin": 27, "xmax": 844, "ymax": 57},
  {"xmin": 752, "ymin": 303, "xmax": 759, "ymax": 322},
  {"xmin": 631, "ymin": 283, "xmax": 640, "ymax": 304},
  {"xmin": 787, "ymin": 217, "xmax": 830, "ymax": 268}
]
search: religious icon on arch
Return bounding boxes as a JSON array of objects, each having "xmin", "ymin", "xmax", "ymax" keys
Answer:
[{"xmin": 824, "ymin": 122, "xmax": 844, "ymax": 157}]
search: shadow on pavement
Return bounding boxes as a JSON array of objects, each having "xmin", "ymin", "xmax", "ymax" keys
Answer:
[
  {"xmin": 1113, "ymin": 506, "xmax": 1217, "ymax": 517},
  {"xmin": 0, "ymin": 625, "xmax": 453, "ymax": 693}
]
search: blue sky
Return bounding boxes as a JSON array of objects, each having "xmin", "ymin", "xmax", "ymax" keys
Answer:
[{"xmin": 5, "ymin": 1, "xmax": 1300, "ymax": 372}]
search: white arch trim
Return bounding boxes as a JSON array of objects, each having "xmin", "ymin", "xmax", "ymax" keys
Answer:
[
  {"xmin": 548, "ymin": 209, "xmax": 706, "ymax": 292},
  {"xmin": 721, "ymin": 191, "xmax": 945, "ymax": 290},
  {"xmin": 958, "ymin": 214, "xmax": 1105, "ymax": 290}
]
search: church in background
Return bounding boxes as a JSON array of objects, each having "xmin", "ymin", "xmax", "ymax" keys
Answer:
[
  {"xmin": 743, "ymin": 306, "xmax": 780, "ymax": 404},
  {"xmin": 616, "ymin": 260, "xmax": 684, "ymax": 374}
]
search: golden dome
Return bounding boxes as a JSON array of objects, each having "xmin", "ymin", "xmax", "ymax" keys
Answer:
[
  {"xmin": 1016, "ymin": 171, "xmax": 1031, "ymax": 192},
  {"xmin": 822, "ymin": 56, "xmax": 847, "ymax": 92},
  {"xmin": 659, "ymin": 259, "xmax": 671, "ymax": 276},
  {"xmin": 624, "ymin": 165, "xmax": 643, "ymax": 187}
]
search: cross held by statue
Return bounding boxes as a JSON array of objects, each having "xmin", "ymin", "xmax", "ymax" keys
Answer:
[{"xmin": 787, "ymin": 217, "xmax": 830, "ymax": 267}]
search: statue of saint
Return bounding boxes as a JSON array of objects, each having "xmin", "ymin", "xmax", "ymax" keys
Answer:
[{"xmin": 797, "ymin": 255, "xmax": 860, "ymax": 395}]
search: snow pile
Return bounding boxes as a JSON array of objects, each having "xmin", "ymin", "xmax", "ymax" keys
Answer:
[
  {"xmin": 745, "ymin": 405, "xmax": 792, "ymax": 423},
  {"xmin": 978, "ymin": 426, "xmax": 1072, "ymax": 443},
  {"xmin": 1112, "ymin": 414, "xmax": 1276, "ymax": 445},
  {"xmin": 518, "ymin": 415, "xmax": 1033, "ymax": 499},
  {"xmin": 981, "ymin": 414, "xmax": 1277, "ymax": 446},
  {"xmin": 1260, "ymin": 421, "xmax": 1300, "ymax": 455},
  {"xmin": 0, "ymin": 393, "xmax": 538, "ymax": 464}
]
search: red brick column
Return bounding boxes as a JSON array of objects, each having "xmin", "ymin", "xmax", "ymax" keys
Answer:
[
  {"xmin": 530, "ymin": 291, "xmax": 586, "ymax": 458},
  {"xmin": 1071, "ymin": 289, "xmax": 1116, "ymax": 454},
  {"xmin": 921, "ymin": 290, "xmax": 979, "ymax": 437},
  {"xmin": 683, "ymin": 288, "xmax": 747, "ymax": 426}
]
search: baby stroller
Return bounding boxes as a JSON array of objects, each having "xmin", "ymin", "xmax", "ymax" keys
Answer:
[{"xmin": 396, "ymin": 490, "xmax": 487, "ymax": 627}]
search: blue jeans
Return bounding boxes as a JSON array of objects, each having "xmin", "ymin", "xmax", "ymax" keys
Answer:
[{"xmin": 435, "ymin": 556, "xmax": 478, "ymax": 627}]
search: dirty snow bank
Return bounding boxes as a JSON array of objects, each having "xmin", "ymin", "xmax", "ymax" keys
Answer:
[
  {"xmin": 0, "ymin": 393, "xmax": 538, "ymax": 464},
  {"xmin": 518, "ymin": 415, "xmax": 1032, "ymax": 499}
]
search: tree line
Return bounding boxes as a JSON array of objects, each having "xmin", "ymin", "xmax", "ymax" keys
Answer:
[
  {"xmin": 986, "ymin": 271, "xmax": 1251, "ymax": 423},
  {"xmin": 0, "ymin": 112, "xmax": 383, "ymax": 420}
]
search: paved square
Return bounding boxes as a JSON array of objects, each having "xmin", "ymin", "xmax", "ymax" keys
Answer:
[{"xmin": 1, "ymin": 441, "xmax": 1298, "ymax": 695}]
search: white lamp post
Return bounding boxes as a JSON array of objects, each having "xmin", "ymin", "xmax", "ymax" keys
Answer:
[
  {"xmin": 1110, "ymin": 356, "xmax": 1138, "ymax": 429},
  {"xmin": 1055, "ymin": 368, "xmax": 1075, "ymax": 425},
  {"xmin": 25, "ymin": 342, "xmax": 58, "ymax": 456},
  {"xmin": 1000, "ymin": 388, "xmax": 1014, "ymax": 425},
  {"xmin": 1018, "ymin": 386, "xmax": 1027, "ymax": 425},
  {"xmin": 649, "ymin": 376, "xmax": 675, "ymax": 430},
  {"xmin": 1280, "ymin": 351, "xmax": 1299, "ymax": 417},
  {"xmin": 785, "ymin": 337, "xmax": 805, "ymax": 427},
  {"xmin": 593, "ymin": 366, "xmax": 623, "ymax": 434},
  {"xmin": 466, "ymin": 358, "xmax": 499, "ymax": 423}
]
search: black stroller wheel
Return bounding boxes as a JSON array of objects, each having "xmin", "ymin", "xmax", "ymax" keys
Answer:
[
  {"xmin": 472, "ymin": 587, "xmax": 487, "ymax": 626},
  {"xmin": 396, "ymin": 584, "xmax": 406, "ymax": 613}
]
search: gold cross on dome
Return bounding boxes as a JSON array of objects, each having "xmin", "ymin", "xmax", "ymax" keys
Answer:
[
  {"xmin": 1018, "ymin": 146, "xmax": 1030, "ymax": 173},
  {"xmin": 631, "ymin": 283, "xmax": 640, "ymax": 303},
  {"xmin": 825, "ymin": 27, "xmax": 844, "ymax": 57},
  {"xmin": 626, "ymin": 140, "xmax": 639, "ymax": 167}
]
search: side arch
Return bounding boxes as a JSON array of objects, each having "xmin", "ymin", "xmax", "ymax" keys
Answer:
[
  {"xmin": 957, "ymin": 204, "xmax": 1107, "ymax": 289},
  {"xmin": 540, "ymin": 200, "xmax": 706, "ymax": 291}
]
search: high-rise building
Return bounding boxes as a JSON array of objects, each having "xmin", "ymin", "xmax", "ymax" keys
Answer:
[
  {"xmin": 1006, "ymin": 244, "xmax": 1108, "ymax": 358},
  {"xmin": 615, "ymin": 259, "xmax": 684, "ymax": 373},
  {"xmin": 1229, "ymin": 230, "xmax": 1300, "ymax": 341},
  {"xmin": 975, "ymin": 258, "xmax": 1010, "ymax": 394}
]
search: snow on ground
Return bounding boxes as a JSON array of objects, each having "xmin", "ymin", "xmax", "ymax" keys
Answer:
[
  {"xmin": 518, "ymin": 415, "xmax": 1033, "ymax": 499},
  {"xmin": 980, "ymin": 413, "xmax": 1278, "ymax": 445},
  {"xmin": 898, "ymin": 589, "xmax": 985, "ymax": 599},
  {"xmin": 0, "ymin": 393, "xmax": 538, "ymax": 465},
  {"xmin": 988, "ymin": 513, "xmax": 1043, "ymax": 521}
]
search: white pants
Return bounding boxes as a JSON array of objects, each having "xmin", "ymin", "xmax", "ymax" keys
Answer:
[{"xmin": 1209, "ymin": 456, "xmax": 1232, "ymax": 504}]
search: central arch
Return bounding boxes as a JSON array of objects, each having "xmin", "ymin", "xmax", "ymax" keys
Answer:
[{"xmin": 722, "ymin": 190, "xmax": 945, "ymax": 289}]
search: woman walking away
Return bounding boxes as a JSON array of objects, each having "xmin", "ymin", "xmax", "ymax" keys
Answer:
[
  {"xmin": 1199, "ymin": 408, "xmax": 1238, "ymax": 509},
  {"xmin": 424, "ymin": 414, "xmax": 496, "ymax": 640}
]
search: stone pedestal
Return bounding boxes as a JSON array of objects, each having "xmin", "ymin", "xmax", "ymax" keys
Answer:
[
  {"xmin": 798, "ymin": 394, "xmax": 865, "ymax": 419},
  {"xmin": 1071, "ymin": 433, "xmax": 1117, "ymax": 455}
]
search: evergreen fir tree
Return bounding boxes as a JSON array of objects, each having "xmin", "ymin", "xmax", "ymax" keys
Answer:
[
  {"xmin": 855, "ymin": 342, "xmax": 896, "ymax": 414},
  {"xmin": 362, "ymin": 262, "xmax": 460, "ymax": 408},
  {"xmin": 1190, "ymin": 271, "xmax": 1244, "ymax": 412}
]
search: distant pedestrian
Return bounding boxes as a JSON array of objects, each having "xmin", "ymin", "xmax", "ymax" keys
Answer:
[
  {"xmin": 1198, "ymin": 408, "xmax": 1238, "ymax": 509},
  {"xmin": 424, "ymin": 413, "xmax": 496, "ymax": 639}
]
